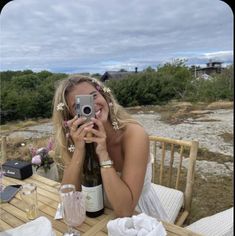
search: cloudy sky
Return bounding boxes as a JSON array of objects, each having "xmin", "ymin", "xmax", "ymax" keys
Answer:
[{"xmin": 0, "ymin": 0, "xmax": 233, "ymax": 74}]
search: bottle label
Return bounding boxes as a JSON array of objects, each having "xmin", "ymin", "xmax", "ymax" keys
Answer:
[{"xmin": 82, "ymin": 184, "xmax": 104, "ymax": 212}]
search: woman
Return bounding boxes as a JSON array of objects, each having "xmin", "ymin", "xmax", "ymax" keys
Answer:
[{"xmin": 52, "ymin": 74, "xmax": 168, "ymax": 220}]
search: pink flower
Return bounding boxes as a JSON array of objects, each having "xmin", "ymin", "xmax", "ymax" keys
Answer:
[
  {"xmin": 32, "ymin": 155, "xmax": 42, "ymax": 165},
  {"xmin": 36, "ymin": 147, "xmax": 48, "ymax": 156},
  {"xmin": 47, "ymin": 138, "xmax": 54, "ymax": 151},
  {"xmin": 29, "ymin": 145, "xmax": 37, "ymax": 156},
  {"xmin": 63, "ymin": 120, "xmax": 68, "ymax": 127},
  {"xmin": 29, "ymin": 138, "xmax": 55, "ymax": 172},
  {"xmin": 96, "ymin": 85, "xmax": 101, "ymax": 91}
]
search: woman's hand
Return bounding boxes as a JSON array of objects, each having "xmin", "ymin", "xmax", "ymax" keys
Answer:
[
  {"xmin": 62, "ymin": 116, "xmax": 94, "ymax": 191},
  {"xmin": 67, "ymin": 116, "xmax": 94, "ymax": 149},
  {"xmin": 83, "ymin": 118, "xmax": 109, "ymax": 161}
]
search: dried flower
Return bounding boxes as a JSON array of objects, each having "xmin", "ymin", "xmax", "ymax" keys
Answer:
[
  {"xmin": 103, "ymin": 87, "xmax": 111, "ymax": 93},
  {"xmin": 47, "ymin": 137, "xmax": 53, "ymax": 151},
  {"xmin": 91, "ymin": 78, "xmax": 101, "ymax": 85},
  {"xmin": 56, "ymin": 102, "xmax": 65, "ymax": 111},
  {"xmin": 112, "ymin": 121, "xmax": 120, "ymax": 130},
  {"xmin": 68, "ymin": 144, "xmax": 75, "ymax": 152}
]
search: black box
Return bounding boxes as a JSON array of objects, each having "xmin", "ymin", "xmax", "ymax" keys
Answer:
[{"xmin": 2, "ymin": 160, "xmax": 33, "ymax": 180}]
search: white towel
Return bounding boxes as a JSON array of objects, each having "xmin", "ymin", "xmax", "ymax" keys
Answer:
[
  {"xmin": 107, "ymin": 213, "xmax": 167, "ymax": 236},
  {"xmin": 0, "ymin": 216, "xmax": 55, "ymax": 236}
]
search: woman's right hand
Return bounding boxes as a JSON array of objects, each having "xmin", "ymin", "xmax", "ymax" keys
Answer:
[{"xmin": 67, "ymin": 116, "xmax": 94, "ymax": 149}]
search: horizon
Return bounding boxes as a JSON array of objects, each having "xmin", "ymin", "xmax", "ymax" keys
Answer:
[{"xmin": 0, "ymin": 60, "xmax": 233, "ymax": 75}]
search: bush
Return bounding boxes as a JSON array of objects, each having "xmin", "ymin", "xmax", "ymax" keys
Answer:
[{"xmin": 1, "ymin": 62, "xmax": 233, "ymax": 123}]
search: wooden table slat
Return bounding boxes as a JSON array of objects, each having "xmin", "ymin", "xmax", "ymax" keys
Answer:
[
  {"xmin": 83, "ymin": 214, "xmax": 114, "ymax": 236},
  {"xmin": 0, "ymin": 219, "xmax": 12, "ymax": 231}
]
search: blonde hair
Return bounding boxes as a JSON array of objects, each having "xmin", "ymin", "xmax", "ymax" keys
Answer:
[{"xmin": 52, "ymin": 74, "xmax": 139, "ymax": 163}]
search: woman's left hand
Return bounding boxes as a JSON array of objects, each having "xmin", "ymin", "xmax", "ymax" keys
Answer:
[{"xmin": 83, "ymin": 118, "xmax": 109, "ymax": 160}]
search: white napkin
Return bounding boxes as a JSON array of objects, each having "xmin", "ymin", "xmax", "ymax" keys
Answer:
[
  {"xmin": 0, "ymin": 216, "xmax": 56, "ymax": 236},
  {"xmin": 107, "ymin": 213, "xmax": 167, "ymax": 236}
]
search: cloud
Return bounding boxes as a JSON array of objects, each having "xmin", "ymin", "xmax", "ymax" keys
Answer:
[{"xmin": 0, "ymin": 0, "xmax": 233, "ymax": 73}]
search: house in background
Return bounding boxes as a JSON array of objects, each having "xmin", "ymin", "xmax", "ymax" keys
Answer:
[
  {"xmin": 101, "ymin": 67, "xmax": 139, "ymax": 82},
  {"xmin": 193, "ymin": 61, "xmax": 224, "ymax": 78}
]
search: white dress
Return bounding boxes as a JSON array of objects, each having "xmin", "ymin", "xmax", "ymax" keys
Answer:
[
  {"xmin": 104, "ymin": 159, "xmax": 169, "ymax": 222},
  {"xmin": 135, "ymin": 160, "xmax": 169, "ymax": 221}
]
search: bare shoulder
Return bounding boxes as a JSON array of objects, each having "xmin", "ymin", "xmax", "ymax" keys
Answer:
[
  {"xmin": 122, "ymin": 123, "xmax": 149, "ymax": 166},
  {"xmin": 125, "ymin": 123, "xmax": 148, "ymax": 136},
  {"xmin": 123, "ymin": 123, "xmax": 149, "ymax": 144}
]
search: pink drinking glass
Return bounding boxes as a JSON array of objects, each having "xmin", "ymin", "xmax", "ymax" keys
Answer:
[{"xmin": 59, "ymin": 184, "xmax": 86, "ymax": 236}]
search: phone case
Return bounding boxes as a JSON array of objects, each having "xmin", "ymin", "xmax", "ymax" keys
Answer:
[{"xmin": 0, "ymin": 185, "xmax": 21, "ymax": 202}]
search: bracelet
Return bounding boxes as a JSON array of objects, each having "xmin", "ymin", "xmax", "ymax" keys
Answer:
[
  {"xmin": 100, "ymin": 164, "xmax": 113, "ymax": 169},
  {"xmin": 100, "ymin": 159, "xmax": 114, "ymax": 168}
]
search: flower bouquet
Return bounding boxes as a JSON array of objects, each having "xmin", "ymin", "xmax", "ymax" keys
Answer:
[{"xmin": 29, "ymin": 138, "xmax": 55, "ymax": 173}]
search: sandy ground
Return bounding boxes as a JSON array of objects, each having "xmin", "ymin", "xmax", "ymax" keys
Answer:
[
  {"xmin": 134, "ymin": 109, "xmax": 233, "ymax": 177},
  {"xmin": 135, "ymin": 109, "xmax": 233, "ymax": 156}
]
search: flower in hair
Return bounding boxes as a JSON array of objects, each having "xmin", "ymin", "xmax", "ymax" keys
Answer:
[
  {"xmin": 112, "ymin": 121, "xmax": 119, "ymax": 130},
  {"xmin": 103, "ymin": 87, "xmax": 111, "ymax": 93},
  {"xmin": 92, "ymin": 78, "xmax": 101, "ymax": 86},
  {"xmin": 68, "ymin": 144, "xmax": 75, "ymax": 152},
  {"xmin": 63, "ymin": 120, "xmax": 68, "ymax": 127},
  {"xmin": 56, "ymin": 103, "xmax": 65, "ymax": 111},
  {"xmin": 96, "ymin": 85, "xmax": 101, "ymax": 91}
]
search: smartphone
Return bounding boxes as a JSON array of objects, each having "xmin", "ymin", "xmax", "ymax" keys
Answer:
[{"xmin": 0, "ymin": 184, "xmax": 22, "ymax": 203}]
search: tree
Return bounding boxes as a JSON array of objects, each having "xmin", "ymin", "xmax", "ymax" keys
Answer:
[{"xmin": 156, "ymin": 59, "xmax": 193, "ymax": 100}]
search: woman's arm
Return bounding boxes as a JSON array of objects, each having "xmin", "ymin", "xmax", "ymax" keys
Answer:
[
  {"xmin": 85, "ymin": 120, "xmax": 149, "ymax": 217},
  {"xmin": 101, "ymin": 124, "xmax": 149, "ymax": 216},
  {"xmin": 61, "ymin": 116, "xmax": 94, "ymax": 190},
  {"xmin": 61, "ymin": 148, "xmax": 85, "ymax": 191}
]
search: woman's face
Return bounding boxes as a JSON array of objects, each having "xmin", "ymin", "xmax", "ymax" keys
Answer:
[{"xmin": 66, "ymin": 82, "xmax": 109, "ymax": 123}]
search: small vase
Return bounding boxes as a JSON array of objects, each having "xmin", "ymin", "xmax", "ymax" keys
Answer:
[{"xmin": 33, "ymin": 162, "xmax": 59, "ymax": 181}]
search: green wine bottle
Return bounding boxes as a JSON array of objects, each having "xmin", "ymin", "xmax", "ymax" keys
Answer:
[{"xmin": 82, "ymin": 143, "xmax": 104, "ymax": 217}]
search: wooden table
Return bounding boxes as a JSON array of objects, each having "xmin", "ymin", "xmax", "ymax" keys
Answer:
[{"xmin": 1, "ymin": 174, "xmax": 201, "ymax": 235}]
